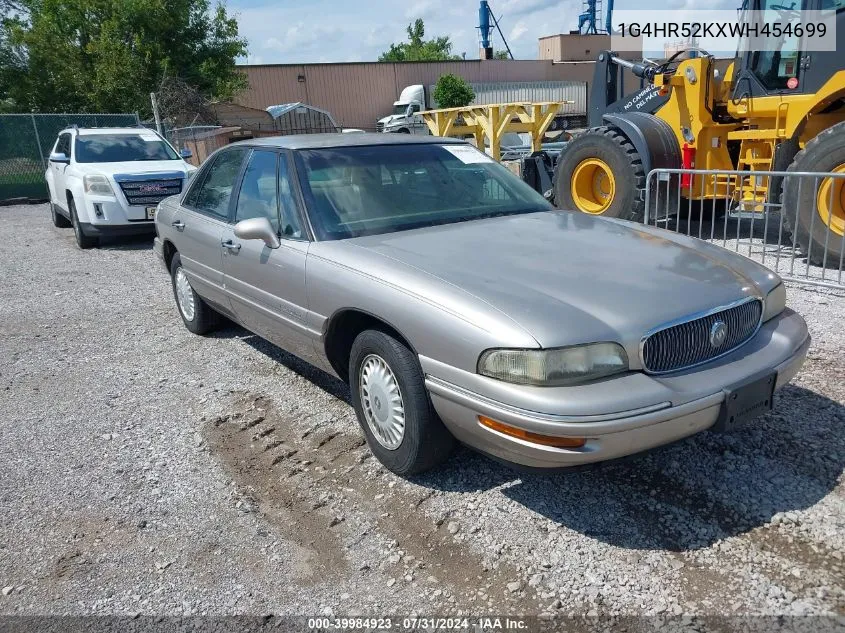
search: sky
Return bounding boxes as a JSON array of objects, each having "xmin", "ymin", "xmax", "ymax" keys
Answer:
[
  {"xmin": 232, "ymin": 0, "xmax": 597, "ymax": 65},
  {"xmin": 231, "ymin": 0, "xmax": 740, "ymax": 66}
]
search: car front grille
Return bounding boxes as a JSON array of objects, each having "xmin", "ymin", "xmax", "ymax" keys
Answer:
[
  {"xmin": 641, "ymin": 298, "xmax": 763, "ymax": 374},
  {"xmin": 117, "ymin": 178, "xmax": 182, "ymax": 206},
  {"xmin": 376, "ymin": 122, "xmax": 384, "ymax": 133}
]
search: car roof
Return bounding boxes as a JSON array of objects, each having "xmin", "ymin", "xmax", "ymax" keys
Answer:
[
  {"xmin": 240, "ymin": 133, "xmax": 468, "ymax": 150},
  {"xmin": 61, "ymin": 127, "xmax": 157, "ymax": 136}
]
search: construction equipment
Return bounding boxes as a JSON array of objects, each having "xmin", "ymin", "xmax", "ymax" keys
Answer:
[{"xmin": 550, "ymin": 0, "xmax": 845, "ymax": 266}]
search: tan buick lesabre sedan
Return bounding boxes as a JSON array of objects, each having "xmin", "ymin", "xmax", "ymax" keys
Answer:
[{"xmin": 153, "ymin": 134, "xmax": 809, "ymax": 476}]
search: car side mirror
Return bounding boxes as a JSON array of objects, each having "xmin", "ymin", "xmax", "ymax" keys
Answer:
[
  {"xmin": 49, "ymin": 151, "xmax": 70, "ymax": 164},
  {"xmin": 234, "ymin": 217, "xmax": 281, "ymax": 249},
  {"xmin": 405, "ymin": 104, "xmax": 414, "ymax": 118},
  {"xmin": 180, "ymin": 148, "xmax": 193, "ymax": 159}
]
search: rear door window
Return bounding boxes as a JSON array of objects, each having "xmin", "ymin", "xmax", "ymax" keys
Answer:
[{"xmin": 187, "ymin": 148, "xmax": 248, "ymax": 219}]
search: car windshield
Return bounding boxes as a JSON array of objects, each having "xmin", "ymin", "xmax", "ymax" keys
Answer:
[
  {"xmin": 392, "ymin": 104, "xmax": 409, "ymax": 115},
  {"xmin": 74, "ymin": 133, "xmax": 179, "ymax": 163},
  {"xmin": 295, "ymin": 143, "xmax": 552, "ymax": 240}
]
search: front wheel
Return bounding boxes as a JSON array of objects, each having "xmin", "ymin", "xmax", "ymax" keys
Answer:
[
  {"xmin": 349, "ymin": 330, "xmax": 454, "ymax": 476},
  {"xmin": 50, "ymin": 202, "xmax": 71, "ymax": 228},
  {"xmin": 553, "ymin": 126, "xmax": 646, "ymax": 222},
  {"xmin": 169, "ymin": 253, "xmax": 222, "ymax": 335},
  {"xmin": 69, "ymin": 198, "xmax": 98, "ymax": 249}
]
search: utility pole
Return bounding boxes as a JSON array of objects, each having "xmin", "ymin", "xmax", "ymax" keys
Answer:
[{"xmin": 150, "ymin": 92, "xmax": 163, "ymax": 134}]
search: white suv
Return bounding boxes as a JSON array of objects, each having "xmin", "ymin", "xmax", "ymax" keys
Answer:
[{"xmin": 45, "ymin": 126, "xmax": 197, "ymax": 248}]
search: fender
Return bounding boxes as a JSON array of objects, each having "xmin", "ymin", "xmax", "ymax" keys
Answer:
[
  {"xmin": 602, "ymin": 112, "xmax": 681, "ymax": 178},
  {"xmin": 64, "ymin": 176, "xmax": 89, "ymax": 222}
]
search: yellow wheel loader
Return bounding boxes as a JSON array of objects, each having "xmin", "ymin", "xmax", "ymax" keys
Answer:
[{"xmin": 552, "ymin": 0, "xmax": 845, "ymax": 265}]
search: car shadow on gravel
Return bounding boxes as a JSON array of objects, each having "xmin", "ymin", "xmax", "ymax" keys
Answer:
[
  {"xmin": 209, "ymin": 323, "xmax": 352, "ymax": 403},
  {"xmin": 417, "ymin": 384, "xmax": 845, "ymax": 553}
]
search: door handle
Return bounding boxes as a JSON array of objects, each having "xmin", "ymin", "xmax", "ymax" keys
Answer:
[
  {"xmin": 171, "ymin": 220, "xmax": 185, "ymax": 230},
  {"xmin": 221, "ymin": 239, "xmax": 241, "ymax": 251}
]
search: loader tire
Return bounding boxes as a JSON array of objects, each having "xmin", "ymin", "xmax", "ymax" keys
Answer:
[
  {"xmin": 553, "ymin": 126, "xmax": 646, "ymax": 222},
  {"xmin": 782, "ymin": 121, "xmax": 845, "ymax": 268}
]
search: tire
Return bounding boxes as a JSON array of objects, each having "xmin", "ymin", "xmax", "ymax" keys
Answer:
[
  {"xmin": 349, "ymin": 329, "xmax": 454, "ymax": 476},
  {"xmin": 169, "ymin": 253, "xmax": 222, "ymax": 335},
  {"xmin": 395, "ymin": 128, "xmax": 410, "ymax": 134},
  {"xmin": 553, "ymin": 126, "xmax": 646, "ymax": 222},
  {"xmin": 782, "ymin": 121, "xmax": 845, "ymax": 267},
  {"xmin": 50, "ymin": 201, "xmax": 71, "ymax": 228},
  {"xmin": 69, "ymin": 198, "xmax": 98, "ymax": 249}
]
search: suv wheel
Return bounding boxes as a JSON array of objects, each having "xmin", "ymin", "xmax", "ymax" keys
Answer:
[
  {"xmin": 349, "ymin": 329, "xmax": 454, "ymax": 476},
  {"xmin": 69, "ymin": 198, "xmax": 98, "ymax": 249},
  {"xmin": 169, "ymin": 253, "xmax": 221, "ymax": 335},
  {"xmin": 50, "ymin": 202, "xmax": 71, "ymax": 228}
]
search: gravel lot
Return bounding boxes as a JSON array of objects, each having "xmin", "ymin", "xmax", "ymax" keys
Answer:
[{"xmin": 1, "ymin": 203, "xmax": 843, "ymax": 622}]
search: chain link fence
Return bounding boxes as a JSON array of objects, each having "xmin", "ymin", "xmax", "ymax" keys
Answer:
[
  {"xmin": 0, "ymin": 113, "xmax": 140, "ymax": 202},
  {"xmin": 645, "ymin": 168, "xmax": 845, "ymax": 291}
]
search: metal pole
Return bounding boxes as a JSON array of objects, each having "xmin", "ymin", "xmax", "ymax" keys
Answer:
[
  {"xmin": 30, "ymin": 113, "xmax": 45, "ymax": 168},
  {"xmin": 150, "ymin": 92, "xmax": 163, "ymax": 134}
]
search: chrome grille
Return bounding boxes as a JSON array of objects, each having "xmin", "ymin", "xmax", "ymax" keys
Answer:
[
  {"xmin": 376, "ymin": 122, "xmax": 384, "ymax": 133},
  {"xmin": 641, "ymin": 298, "xmax": 763, "ymax": 374},
  {"xmin": 118, "ymin": 179, "xmax": 182, "ymax": 206}
]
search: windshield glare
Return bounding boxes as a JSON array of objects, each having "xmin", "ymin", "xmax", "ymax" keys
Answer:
[
  {"xmin": 295, "ymin": 143, "xmax": 552, "ymax": 240},
  {"xmin": 74, "ymin": 134, "xmax": 179, "ymax": 163}
]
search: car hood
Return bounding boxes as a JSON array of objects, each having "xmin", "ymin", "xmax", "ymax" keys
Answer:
[
  {"xmin": 73, "ymin": 161, "xmax": 192, "ymax": 177},
  {"xmin": 346, "ymin": 211, "xmax": 777, "ymax": 349}
]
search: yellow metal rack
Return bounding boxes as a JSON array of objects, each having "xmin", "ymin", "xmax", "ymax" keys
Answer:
[{"xmin": 419, "ymin": 101, "xmax": 570, "ymax": 161}]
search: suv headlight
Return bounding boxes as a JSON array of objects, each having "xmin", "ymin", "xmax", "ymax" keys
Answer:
[
  {"xmin": 83, "ymin": 174, "xmax": 114, "ymax": 195},
  {"xmin": 763, "ymin": 282, "xmax": 786, "ymax": 322},
  {"xmin": 478, "ymin": 342, "xmax": 629, "ymax": 387}
]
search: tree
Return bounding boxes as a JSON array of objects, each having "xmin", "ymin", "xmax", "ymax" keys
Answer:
[
  {"xmin": 0, "ymin": 0, "xmax": 248, "ymax": 114},
  {"xmin": 432, "ymin": 74, "xmax": 475, "ymax": 109},
  {"xmin": 493, "ymin": 50, "xmax": 511, "ymax": 60},
  {"xmin": 378, "ymin": 19, "xmax": 461, "ymax": 62}
]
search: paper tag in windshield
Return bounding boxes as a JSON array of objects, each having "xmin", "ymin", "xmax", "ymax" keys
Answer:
[
  {"xmin": 139, "ymin": 133, "xmax": 160, "ymax": 142},
  {"xmin": 441, "ymin": 144, "xmax": 495, "ymax": 164}
]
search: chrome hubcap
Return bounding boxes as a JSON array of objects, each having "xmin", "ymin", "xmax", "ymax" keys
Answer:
[
  {"xmin": 359, "ymin": 354, "xmax": 405, "ymax": 450},
  {"xmin": 174, "ymin": 267, "xmax": 196, "ymax": 321}
]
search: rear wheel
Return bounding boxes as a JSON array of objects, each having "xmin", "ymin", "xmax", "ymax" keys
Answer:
[
  {"xmin": 553, "ymin": 126, "xmax": 646, "ymax": 222},
  {"xmin": 69, "ymin": 198, "xmax": 98, "ymax": 249},
  {"xmin": 783, "ymin": 122, "xmax": 845, "ymax": 267}
]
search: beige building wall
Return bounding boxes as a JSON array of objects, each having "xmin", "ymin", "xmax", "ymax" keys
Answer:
[{"xmin": 236, "ymin": 60, "xmax": 597, "ymax": 131}]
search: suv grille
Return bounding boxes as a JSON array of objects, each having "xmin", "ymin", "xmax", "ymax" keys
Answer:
[
  {"xmin": 641, "ymin": 298, "xmax": 763, "ymax": 374},
  {"xmin": 118, "ymin": 178, "xmax": 182, "ymax": 206}
]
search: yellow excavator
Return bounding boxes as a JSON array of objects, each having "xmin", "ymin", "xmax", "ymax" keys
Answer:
[{"xmin": 553, "ymin": 0, "xmax": 845, "ymax": 265}]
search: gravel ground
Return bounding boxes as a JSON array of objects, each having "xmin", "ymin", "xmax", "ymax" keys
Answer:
[{"xmin": 1, "ymin": 204, "xmax": 843, "ymax": 622}]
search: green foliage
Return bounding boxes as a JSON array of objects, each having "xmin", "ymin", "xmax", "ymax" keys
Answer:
[
  {"xmin": 432, "ymin": 74, "xmax": 475, "ymax": 109},
  {"xmin": 493, "ymin": 50, "xmax": 511, "ymax": 60},
  {"xmin": 0, "ymin": 0, "xmax": 248, "ymax": 114},
  {"xmin": 378, "ymin": 19, "xmax": 461, "ymax": 62}
]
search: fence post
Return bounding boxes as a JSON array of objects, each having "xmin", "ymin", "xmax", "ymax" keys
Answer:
[
  {"xmin": 30, "ymin": 113, "xmax": 45, "ymax": 168},
  {"xmin": 150, "ymin": 93, "xmax": 163, "ymax": 134}
]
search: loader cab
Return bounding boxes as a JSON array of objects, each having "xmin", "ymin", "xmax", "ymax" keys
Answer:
[{"xmin": 732, "ymin": 0, "xmax": 845, "ymax": 99}]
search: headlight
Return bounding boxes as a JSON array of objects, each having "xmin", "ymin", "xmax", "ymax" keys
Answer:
[
  {"xmin": 763, "ymin": 282, "xmax": 786, "ymax": 322},
  {"xmin": 478, "ymin": 342, "xmax": 629, "ymax": 387},
  {"xmin": 83, "ymin": 174, "xmax": 114, "ymax": 195}
]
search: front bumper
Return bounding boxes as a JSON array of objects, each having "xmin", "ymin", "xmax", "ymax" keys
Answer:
[
  {"xmin": 78, "ymin": 195, "xmax": 156, "ymax": 235},
  {"xmin": 423, "ymin": 309, "xmax": 810, "ymax": 469},
  {"xmin": 79, "ymin": 221, "xmax": 155, "ymax": 237}
]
